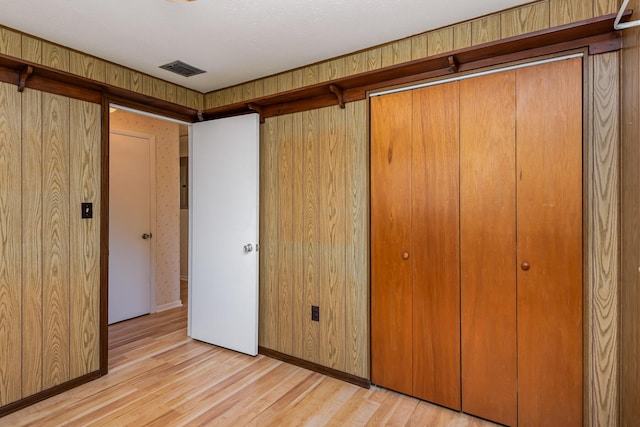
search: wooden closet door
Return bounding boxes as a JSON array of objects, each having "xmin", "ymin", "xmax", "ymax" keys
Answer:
[
  {"xmin": 516, "ymin": 58, "xmax": 583, "ymax": 427},
  {"xmin": 460, "ymin": 72, "xmax": 517, "ymax": 426},
  {"xmin": 412, "ymin": 82, "xmax": 461, "ymax": 410},
  {"xmin": 371, "ymin": 91, "xmax": 413, "ymax": 395}
]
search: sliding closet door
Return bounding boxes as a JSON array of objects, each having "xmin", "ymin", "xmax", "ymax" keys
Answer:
[
  {"xmin": 460, "ymin": 72, "xmax": 517, "ymax": 426},
  {"xmin": 412, "ymin": 83, "xmax": 461, "ymax": 410},
  {"xmin": 371, "ymin": 91, "xmax": 413, "ymax": 395},
  {"xmin": 516, "ymin": 58, "xmax": 583, "ymax": 427}
]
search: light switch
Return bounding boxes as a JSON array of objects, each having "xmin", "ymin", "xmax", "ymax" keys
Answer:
[{"xmin": 81, "ymin": 202, "xmax": 93, "ymax": 219}]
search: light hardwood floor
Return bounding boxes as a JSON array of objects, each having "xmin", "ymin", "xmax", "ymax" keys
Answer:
[{"xmin": 2, "ymin": 285, "xmax": 497, "ymax": 426}]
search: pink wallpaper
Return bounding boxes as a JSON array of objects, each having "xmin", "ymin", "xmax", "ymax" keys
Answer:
[{"xmin": 110, "ymin": 110, "xmax": 181, "ymax": 309}]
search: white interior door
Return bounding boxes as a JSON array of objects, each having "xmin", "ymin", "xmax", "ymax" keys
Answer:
[
  {"xmin": 189, "ymin": 114, "xmax": 260, "ymax": 356},
  {"xmin": 109, "ymin": 131, "xmax": 155, "ymax": 324}
]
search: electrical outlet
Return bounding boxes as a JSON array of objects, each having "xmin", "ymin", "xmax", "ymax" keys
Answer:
[
  {"xmin": 81, "ymin": 202, "xmax": 93, "ymax": 219},
  {"xmin": 311, "ymin": 305, "xmax": 319, "ymax": 322}
]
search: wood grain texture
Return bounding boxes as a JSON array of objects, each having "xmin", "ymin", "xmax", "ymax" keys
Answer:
[
  {"xmin": 259, "ymin": 116, "xmax": 279, "ymax": 351},
  {"xmin": 69, "ymin": 52, "xmax": 106, "ymax": 83},
  {"xmin": 411, "ymin": 83, "xmax": 460, "ymax": 410},
  {"xmin": 0, "ymin": 27, "xmax": 21, "ymax": 57},
  {"xmin": 302, "ymin": 108, "xmax": 321, "ymax": 365},
  {"xmin": 620, "ymin": 22, "xmax": 640, "ymax": 427},
  {"xmin": 319, "ymin": 105, "xmax": 346, "ymax": 372},
  {"xmin": 501, "ymin": 2, "xmax": 550, "ymax": 39},
  {"xmin": 345, "ymin": 100, "xmax": 368, "ymax": 378},
  {"xmin": 594, "ymin": 0, "xmax": 619, "ymax": 15},
  {"xmin": 460, "ymin": 72, "xmax": 517, "ymax": 427},
  {"xmin": 277, "ymin": 113, "xmax": 294, "ymax": 355},
  {"xmin": 0, "ymin": 81, "xmax": 22, "ymax": 407},
  {"xmin": 550, "ymin": 0, "xmax": 593, "ymax": 26},
  {"xmin": 42, "ymin": 92, "xmax": 71, "ymax": 390},
  {"xmin": 346, "ymin": 52, "xmax": 367, "ymax": 77},
  {"xmin": 21, "ymin": 35, "xmax": 42, "ymax": 64},
  {"xmin": 175, "ymin": 86, "xmax": 187, "ymax": 108},
  {"xmin": 472, "ymin": 15, "xmax": 502, "ymax": 45},
  {"xmin": 105, "ymin": 63, "xmax": 131, "ymax": 91},
  {"xmin": 516, "ymin": 58, "xmax": 583, "ymax": 427},
  {"xmin": 381, "ymin": 39, "xmax": 412, "ymax": 67},
  {"xmin": 69, "ymin": 99, "xmax": 101, "ymax": 378},
  {"xmin": 21, "ymin": 88, "xmax": 44, "ymax": 398},
  {"xmin": 454, "ymin": 23, "xmax": 472, "ymax": 50},
  {"xmin": 590, "ymin": 51, "xmax": 620, "ymax": 427},
  {"xmin": 263, "ymin": 76, "xmax": 279, "ymax": 97},
  {"xmin": 370, "ymin": 91, "xmax": 413, "ymax": 395},
  {"xmin": 165, "ymin": 83, "xmax": 177, "ymax": 104},
  {"xmin": 42, "ymin": 42, "xmax": 70, "ymax": 72},
  {"xmin": 319, "ymin": 58, "xmax": 346, "ymax": 83},
  {"xmin": 428, "ymin": 28, "xmax": 454, "ymax": 56},
  {"xmin": 291, "ymin": 111, "xmax": 305, "ymax": 361},
  {"xmin": 410, "ymin": 34, "xmax": 428, "ymax": 60},
  {"xmin": 129, "ymin": 70, "xmax": 143, "ymax": 94}
]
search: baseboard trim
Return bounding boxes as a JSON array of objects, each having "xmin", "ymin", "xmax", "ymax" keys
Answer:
[
  {"xmin": 258, "ymin": 346, "xmax": 370, "ymax": 389},
  {"xmin": 0, "ymin": 370, "xmax": 102, "ymax": 417},
  {"xmin": 156, "ymin": 300, "xmax": 183, "ymax": 312}
]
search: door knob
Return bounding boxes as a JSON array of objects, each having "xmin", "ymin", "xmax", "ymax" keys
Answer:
[
  {"xmin": 244, "ymin": 243, "xmax": 254, "ymax": 253},
  {"xmin": 521, "ymin": 261, "xmax": 530, "ymax": 271},
  {"xmin": 402, "ymin": 252, "xmax": 409, "ymax": 260},
  {"xmin": 141, "ymin": 233, "xmax": 152, "ymax": 240}
]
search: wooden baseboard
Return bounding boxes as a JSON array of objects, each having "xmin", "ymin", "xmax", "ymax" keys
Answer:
[
  {"xmin": 258, "ymin": 346, "xmax": 370, "ymax": 389},
  {"xmin": 0, "ymin": 370, "xmax": 102, "ymax": 417}
]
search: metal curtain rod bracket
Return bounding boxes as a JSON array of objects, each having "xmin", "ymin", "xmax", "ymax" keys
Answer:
[{"xmin": 615, "ymin": 0, "xmax": 639, "ymax": 30}]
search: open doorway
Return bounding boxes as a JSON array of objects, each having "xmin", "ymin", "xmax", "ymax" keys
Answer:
[{"xmin": 108, "ymin": 106, "xmax": 187, "ymax": 323}]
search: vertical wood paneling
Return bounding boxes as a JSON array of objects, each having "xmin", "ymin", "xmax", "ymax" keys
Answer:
[
  {"xmin": 165, "ymin": 84, "xmax": 177, "ymax": 104},
  {"xmin": 550, "ymin": 0, "xmax": 593, "ymax": 26},
  {"xmin": 69, "ymin": 100, "xmax": 100, "ymax": 378},
  {"xmin": 42, "ymin": 43, "xmax": 69, "ymax": 72},
  {"xmin": 277, "ymin": 113, "xmax": 294, "ymax": 355},
  {"xmin": 319, "ymin": 106, "xmax": 346, "ymax": 371},
  {"xmin": 42, "ymin": 93, "xmax": 71, "ymax": 390},
  {"xmin": 69, "ymin": 52, "xmax": 106, "ymax": 83},
  {"xmin": 106, "ymin": 64, "xmax": 131, "ymax": 91},
  {"xmin": 501, "ymin": 2, "xmax": 550, "ymax": 39},
  {"xmin": 428, "ymin": 28, "xmax": 454, "ymax": 56},
  {"xmin": 594, "ymin": 0, "xmax": 618, "ymax": 15},
  {"xmin": 259, "ymin": 117, "xmax": 279, "ymax": 350},
  {"xmin": 22, "ymin": 88, "xmax": 44, "ymax": 398},
  {"xmin": 454, "ymin": 23, "xmax": 472, "ymax": 50},
  {"xmin": 0, "ymin": 27, "xmax": 21, "ymax": 57},
  {"xmin": 21, "ymin": 36, "xmax": 42, "ymax": 64},
  {"xmin": 472, "ymin": 15, "xmax": 502, "ymax": 45},
  {"xmin": 291, "ymin": 112, "xmax": 305, "ymax": 360},
  {"xmin": 320, "ymin": 58, "xmax": 346, "ymax": 83},
  {"xmin": 590, "ymin": 51, "xmax": 620, "ymax": 427},
  {"xmin": 621, "ymin": 18, "xmax": 640, "ymax": 427},
  {"xmin": 187, "ymin": 89, "xmax": 203, "ymax": 110},
  {"xmin": 176, "ymin": 86, "xmax": 188, "ymax": 107},
  {"xmin": 346, "ymin": 52, "xmax": 367, "ymax": 77},
  {"xmin": 264, "ymin": 76, "xmax": 279, "ymax": 97},
  {"xmin": 302, "ymin": 108, "xmax": 320, "ymax": 364},
  {"xmin": 0, "ymin": 81, "xmax": 22, "ymax": 407},
  {"xmin": 130, "ymin": 71, "xmax": 143, "ymax": 94},
  {"xmin": 151, "ymin": 78, "xmax": 167, "ymax": 101},
  {"xmin": 345, "ymin": 100, "xmax": 368, "ymax": 378},
  {"xmin": 381, "ymin": 40, "xmax": 412, "ymax": 67},
  {"xmin": 410, "ymin": 35, "xmax": 428, "ymax": 61},
  {"xmin": 365, "ymin": 48, "xmax": 382, "ymax": 72}
]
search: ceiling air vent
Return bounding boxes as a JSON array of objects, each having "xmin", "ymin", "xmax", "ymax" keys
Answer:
[{"xmin": 159, "ymin": 60, "xmax": 206, "ymax": 77}]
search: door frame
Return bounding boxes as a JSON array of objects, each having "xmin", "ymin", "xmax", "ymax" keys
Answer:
[{"xmin": 108, "ymin": 127, "xmax": 157, "ymax": 320}]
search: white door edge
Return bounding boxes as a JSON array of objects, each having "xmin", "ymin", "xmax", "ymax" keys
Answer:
[{"xmin": 110, "ymin": 128, "xmax": 157, "ymax": 314}]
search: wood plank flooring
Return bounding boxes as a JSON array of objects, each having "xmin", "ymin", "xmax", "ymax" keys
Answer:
[{"xmin": 2, "ymin": 283, "xmax": 497, "ymax": 426}]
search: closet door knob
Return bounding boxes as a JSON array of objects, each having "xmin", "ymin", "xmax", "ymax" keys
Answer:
[
  {"xmin": 521, "ymin": 261, "xmax": 530, "ymax": 271},
  {"xmin": 402, "ymin": 252, "xmax": 409, "ymax": 260}
]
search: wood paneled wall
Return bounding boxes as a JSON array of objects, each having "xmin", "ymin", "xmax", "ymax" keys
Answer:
[
  {"xmin": 0, "ymin": 82, "xmax": 101, "ymax": 407},
  {"xmin": 259, "ymin": 101, "xmax": 368, "ymax": 378},
  {"xmin": 0, "ymin": 26, "xmax": 204, "ymax": 111},
  {"xmin": 204, "ymin": 0, "xmax": 619, "ymax": 109},
  {"xmin": 620, "ymin": 2, "xmax": 640, "ymax": 426}
]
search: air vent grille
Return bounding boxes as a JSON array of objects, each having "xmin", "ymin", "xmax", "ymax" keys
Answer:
[{"xmin": 159, "ymin": 60, "xmax": 206, "ymax": 77}]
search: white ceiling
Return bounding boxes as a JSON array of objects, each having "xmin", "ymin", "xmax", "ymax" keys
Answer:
[{"xmin": 2, "ymin": 0, "xmax": 531, "ymax": 93}]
